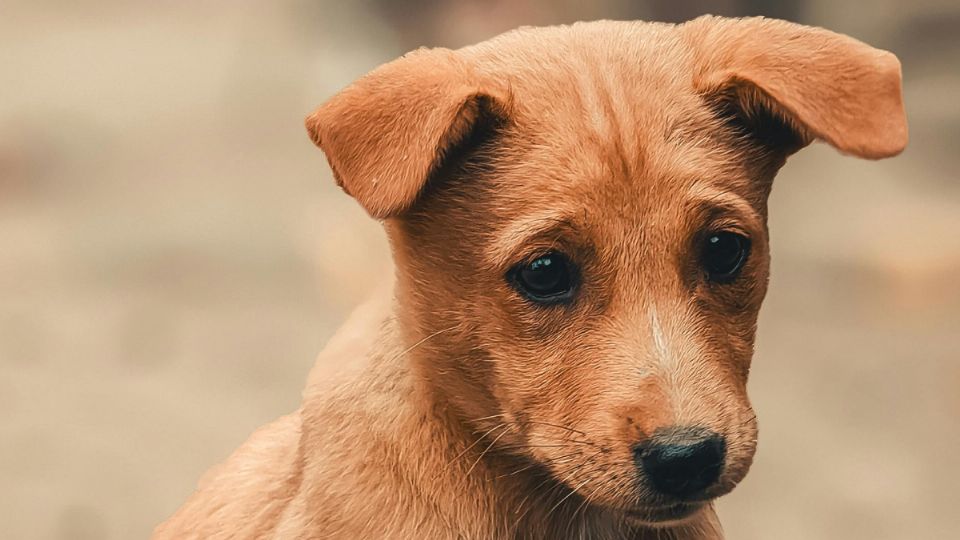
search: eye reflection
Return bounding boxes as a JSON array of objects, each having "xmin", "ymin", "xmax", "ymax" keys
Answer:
[
  {"xmin": 510, "ymin": 251, "xmax": 576, "ymax": 304},
  {"xmin": 701, "ymin": 231, "xmax": 750, "ymax": 282}
]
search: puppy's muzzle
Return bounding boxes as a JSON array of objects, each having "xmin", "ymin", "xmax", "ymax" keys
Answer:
[{"xmin": 633, "ymin": 426, "xmax": 726, "ymax": 500}]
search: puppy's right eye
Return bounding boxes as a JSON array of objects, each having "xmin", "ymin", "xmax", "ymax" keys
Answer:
[
  {"xmin": 510, "ymin": 252, "xmax": 576, "ymax": 304},
  {"xmin": 701, "ymin": 231, "xmax": 751, "ymax": 283}
]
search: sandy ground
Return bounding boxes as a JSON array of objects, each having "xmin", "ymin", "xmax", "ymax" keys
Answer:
[{"xmin": 1, "ymin": 1, "xmax": 958, "ymax": 538}]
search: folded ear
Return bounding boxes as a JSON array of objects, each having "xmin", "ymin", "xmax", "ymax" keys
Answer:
[
  {"xmin": 305, "ymin": 48, "xmax": 509, "ymax": 219},
  {"xmin": 684, "ymin": 16, "xmax": 908, "ymax": 159}
]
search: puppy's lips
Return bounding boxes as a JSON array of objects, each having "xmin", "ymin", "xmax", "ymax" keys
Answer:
[{"xmin": 621, "ymin": 501, "xmax": 705, "ymax": 527}]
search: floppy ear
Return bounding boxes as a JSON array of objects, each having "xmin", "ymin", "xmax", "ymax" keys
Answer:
[
  {"xmin": 305, "ymin": 48, "xmax": 509, "ymax": 219},
  {"xmin": 684, "ymin": 16, "xmax": 907, "ymax": 159}
]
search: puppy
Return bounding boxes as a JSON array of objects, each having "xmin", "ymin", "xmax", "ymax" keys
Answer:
[{"xmin": 155, "ymin": 16, "xmax": 906, "ymax": 540}]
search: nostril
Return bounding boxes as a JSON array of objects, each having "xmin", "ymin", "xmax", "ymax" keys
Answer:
[{"xmin": 634, "ymin": 427, "xmax": 726, "ymax": 500}]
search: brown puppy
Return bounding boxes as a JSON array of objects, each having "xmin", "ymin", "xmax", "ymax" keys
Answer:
[{"xmin": 155, "ymin": 16, "xmax": 906, "ymax": 540}]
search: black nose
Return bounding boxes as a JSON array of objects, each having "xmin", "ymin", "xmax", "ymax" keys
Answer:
[{"xmin": 634, "ymin": 427, "xmax": 726, "ymax": 500}]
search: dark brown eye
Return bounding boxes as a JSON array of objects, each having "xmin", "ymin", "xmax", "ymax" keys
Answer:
[
  {"xmin": 701, "ymin": 231, "xmax": 750, "ymax": 282},
  {"xmin": 510, "ymin": 252, "xmax": 576, "ymax": 304}
]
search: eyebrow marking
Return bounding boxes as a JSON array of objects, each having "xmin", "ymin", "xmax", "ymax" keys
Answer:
[
  {"xmin": 686, "ymin": 184, "xmax": 762, "ymax": 230},
  {"xmin": 487, "ymin": 213, "xmax": 580, "ymax": 269}
]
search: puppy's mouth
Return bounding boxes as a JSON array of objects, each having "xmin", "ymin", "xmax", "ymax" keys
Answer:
[{"xmin": 620, "ymin": 502, "xmax": 705, "ymax": 527}]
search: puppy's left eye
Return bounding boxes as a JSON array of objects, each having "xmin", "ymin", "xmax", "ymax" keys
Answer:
[
  {"xmin": 510, "ymin": 252, "xmax": 576, "ymax": 304},
  {"xmin": 701, "ymin": 231, "xmax": 751, "ymax": 282}
]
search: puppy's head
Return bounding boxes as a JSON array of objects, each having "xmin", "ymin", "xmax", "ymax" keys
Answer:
[{"xmin": 306, "ymin": 17, "xmax": 906, "ymax": 526}]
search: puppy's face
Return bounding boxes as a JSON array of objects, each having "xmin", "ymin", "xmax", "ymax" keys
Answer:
[
  {"xmin": 395, "ymin": 66, "xmax": 771, "ymax": 523},
  {"xmin": 308, "ymin": 18, "xmax": 906, "ymax": 525}
]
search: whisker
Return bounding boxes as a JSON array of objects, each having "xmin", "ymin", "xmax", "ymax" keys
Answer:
[
  {"xmin": 388, "ymin": 325, "xmax": 457, "ymax": 363},
  {"xmin": 465, "ymin": 415, "xmax": 591, "ymax": 440},
  {"xmin": 464, "ymin": 425, "xmax": 511, "ymax": 477},
  {"xmin": 499, "ymin": 442, "xmax": 594, "ymax": 451},
  {"xmin": 523, "ymin": 420, "xmax": 591, "ymax": 438},
  {"xmin": 515, "ymin": 468, "xmax": 570, "ymax": 517},
  {"xmin": 545, "ymin": 477, "xmax": 590, "ymax": 520},
  {"xmin": 569, "ymin": 478, "xmax": 599, "ymax": 532},
  {"xmin": 497, "ymin": 449, "xmax": 586, "ymax": 480},
  {"xmin": 496, "ymin": 461, "xmax": 538, "ymax": 480},
  {"xmin": 446, "ymin": 422, "xmax": 506, "ymax": 469},
  {"xmin": 468, "ymin": 413, "xmax": 508, "ymax": 423},
  {"xmin": 513, "ymin": 447, "xmax": 605, "ymax": 528}
]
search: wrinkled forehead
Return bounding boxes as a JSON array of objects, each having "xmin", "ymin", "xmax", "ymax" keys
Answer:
[
  {"xmin": 473, "ymin": 25, "xmax": 698, "ymax": 128},
  {"xmin": 472, "ymin": 118, "xmax": 749, "ymax": 254},
  {"xmin": 464, "ymin": 22, "xmax": 746, "ymax": 206}
]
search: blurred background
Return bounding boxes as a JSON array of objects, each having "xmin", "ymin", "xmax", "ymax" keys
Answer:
[{"xmin": 1, "ymin": 1, "xmax": 958, "ymax": 538}]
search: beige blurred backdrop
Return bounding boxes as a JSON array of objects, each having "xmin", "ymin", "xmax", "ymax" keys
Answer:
[{"xmin": 1, "ymin": 1, "xmax": 958, "ymax": 539}]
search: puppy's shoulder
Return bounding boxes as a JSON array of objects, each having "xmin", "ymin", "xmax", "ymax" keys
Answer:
[
  {"xmin": 152, "ymin": 412, "xmax": 303, "ymax": 539},
  {"xmin": 303, "ymin": 285, "xmax": 396, "ymax": 390}
]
